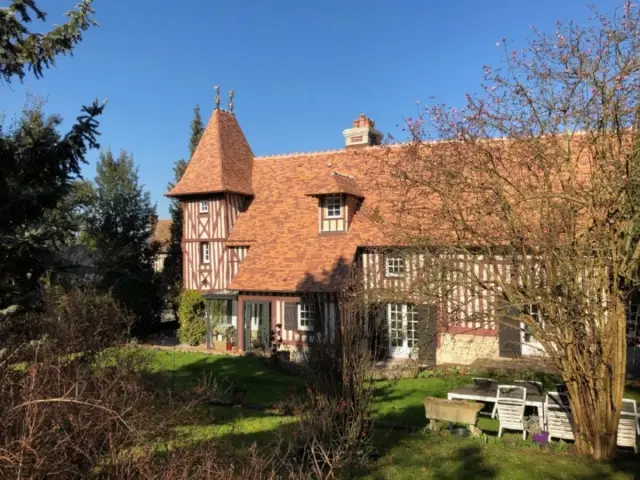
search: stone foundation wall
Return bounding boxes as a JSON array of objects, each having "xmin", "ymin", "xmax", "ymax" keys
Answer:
[{"xmin": 437, "ymin": 333, "xmax": 500, "ymax": 365}]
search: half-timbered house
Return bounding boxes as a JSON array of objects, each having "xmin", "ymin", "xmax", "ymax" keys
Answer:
[{"xmin": 166, "ymin": 105, "xmax": 540, "ymax": 363}]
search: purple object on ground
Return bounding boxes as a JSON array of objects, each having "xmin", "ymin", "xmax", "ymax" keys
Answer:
[{"xmin": 532, "ymin": 432, "xmax": 549, "ymax": 444}]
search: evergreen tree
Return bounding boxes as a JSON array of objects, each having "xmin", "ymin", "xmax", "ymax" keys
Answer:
[
  {"xmin": 0, "ymin": 0, "xmax": 97, "ymax": 82},
  {"xmin": 0, "ymin": 1, "xmax": 102, "ymax": 312},
  {"xmin": 188, "ymin": 105, "xmax": 204, "ymax": 158},
  {"xmin": 163, "ymin": 106, "xmax": 204, "ymax": 313},
  {"xmin": 0, "ymin": 97, "xmax": 102, "ymax": 311},
  {"xmin": 84, "ymin": 149, "xmax": 161, "ymax": 334}
]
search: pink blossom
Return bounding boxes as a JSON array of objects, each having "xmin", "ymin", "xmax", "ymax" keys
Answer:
[{"xmin": 496, "ymin": 41, "xmax": 501, "ymax": 47}]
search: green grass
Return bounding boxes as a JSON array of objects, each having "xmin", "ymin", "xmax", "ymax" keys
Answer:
[
  {"xmin": 361, "ymin": 431, "xmax": 638, "ymax": 479},
  {"xmin": 146, "ymin": 349, "xmax": 304, "ymax": 405},
  {"xmin": 143, "ymin": 349, "xmax": 640, "ymax": 479}
]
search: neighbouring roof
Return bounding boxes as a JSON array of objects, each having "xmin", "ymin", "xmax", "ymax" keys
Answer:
[
  {"xmin": 166, "ymin": 109, "xmax": 254, "ymax": 197},
  {"xmin": 151, "ymin": 219, "xmax": 172, "ymax": 251},
  {"xmin": 304, "ymin": 171, "xmax": 364, "ymax": 198}
]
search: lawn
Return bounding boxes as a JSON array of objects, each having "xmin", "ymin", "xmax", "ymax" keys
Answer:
[
  {"xmin": 144, "ymin": 348, "xmax": 640, "ymax": 479},
  {"xmin": 146, "ymin": 348, "xmax": 304, "ymax": 405}
]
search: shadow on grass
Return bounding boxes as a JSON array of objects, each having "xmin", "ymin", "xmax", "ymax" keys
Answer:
[{"xmin": 145, "ymin": 349, "xmax": 304, "ymax": 405}]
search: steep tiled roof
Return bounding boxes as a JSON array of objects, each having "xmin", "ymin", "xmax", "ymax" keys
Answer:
[
  {"xmin": 166, "ymin": 110, "xmax": 254, "ymax": 197},
  {"xmin": 304, "ymin": 171, "xmax": 364, "ymax": 198},
  {"xmin": 226, "ymin": 147, "xmax": 419, "ymax": 292},
  {"xmin": 151, "ymin": 219, "xmax": 172, "ymax": 252}
]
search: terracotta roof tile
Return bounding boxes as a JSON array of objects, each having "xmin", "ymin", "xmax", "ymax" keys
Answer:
[
  {"xmin": 226, "ymin": 147, "xmax": 403, "ymax": 292},
  {"xmin": 166, "ymin": 110, "xmax": 254, "ymax": 197},
  {"xmin": 304, "ymin": 171, "xmax": 364, "ymax": 198}
]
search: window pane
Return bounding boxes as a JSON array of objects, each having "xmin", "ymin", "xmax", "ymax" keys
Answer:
[{"xmin": 326, "ymin": 196, "xmax": 341, "ymax": 218}]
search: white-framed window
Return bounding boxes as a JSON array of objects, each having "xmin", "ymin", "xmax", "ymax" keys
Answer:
[
  {"xmin": 298, "ymin": 303, "xmax": 314, "ymax": 330},
  {"xmin": 325, "ymin": 196, "xmax": 342, "ymax": 218},
  {"xmin": 199, "ymin": 200, "xmax": 209, "ymax": 213},
  {"xmin": 523, "ymin": 303, "xmax": 540, "ymax": 343},
  {"xmin": 385, "ymin": 256, "xmax": 405, "ymax": 277},
  {"xmin": 200, "ymin": 242, "xmax": 210, "ymax": 264}
]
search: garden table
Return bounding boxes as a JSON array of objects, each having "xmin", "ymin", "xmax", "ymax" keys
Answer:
[{"xmin": 447, "ymin": 384, "xmax": 546, "ymax": 429}]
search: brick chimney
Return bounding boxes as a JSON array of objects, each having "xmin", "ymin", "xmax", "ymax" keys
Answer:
[{"xmin": 342, "ymin": 113, "xmax": 382, "ymax": 148}]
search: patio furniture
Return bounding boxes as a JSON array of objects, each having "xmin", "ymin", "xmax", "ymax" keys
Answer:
[
  {"xmin": 514, "ymin": 380, "xmax": 543, "ymax": 395},
  {"xmin": 618, "ymin": 399, "xmax": 639, "ymax": 453},
  {"xmin": 545, "ymin": 392, "xmax": 574, "ymax": 442},
  {"xmin": 472, "ymin": 377, "xmax": 498, "ymax": 389},
  {"xmin": 495, "ymin": 385, "xmax": 527, "ymax": 440},
  {"xmin": 448, "ymin": 379, "xmax": 546, "ymax": 429}
]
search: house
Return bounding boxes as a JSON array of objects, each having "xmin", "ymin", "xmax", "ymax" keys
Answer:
[
  {"xmin": 166, "ymin": 101, "xmax": 540, "ymax": 364},
  {"xmin": 151, "ymin": 219, "xmax": 172, "ymax": 273}
]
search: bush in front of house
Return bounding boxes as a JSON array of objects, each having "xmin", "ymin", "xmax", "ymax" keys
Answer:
[{"xmin": 177, "ymin": 290, "xmax": 206, "ymax": 346}]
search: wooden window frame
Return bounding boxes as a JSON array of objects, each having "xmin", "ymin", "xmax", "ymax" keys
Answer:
[
  {"xmin": 297, "ymin": 303, "xmax": 314, "ymax": 331},
  {"xmin": 199, "ymin": 200, "xmax": 209, "ymax": 214},
  {"xmin": 200, "ymin": 242, "xmax": 210, "ymax": 264},
  {"xmin": 325, "ymin": 195, "xmax": 342, "ymax": 219},
  {"xmin": 385, "ymin": 255, "xmax": 406, "ymax": 278}
]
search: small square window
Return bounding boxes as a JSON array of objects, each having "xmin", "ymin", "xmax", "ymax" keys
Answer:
[
  {"xmin": 325, "ymin": 196, "xmax": 342, "ymax": 218},
  {"xmin": 199, "ymin": 201, "xmax": 209, "ymax": 213},
  {"xmin": 298, "ymin": 303, "xmax": 314, "ymax": 330},
  {"xmin": 385, "ymin": 256, "xmax": 405, "ymax": 277},
  {"xmin": 200, "ymin": 242, "xmax": 210, "ymax": 264}
]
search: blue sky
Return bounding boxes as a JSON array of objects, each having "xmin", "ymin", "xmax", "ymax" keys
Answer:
[{"xmin": 2, "ymin": 0, "xmax": 618, "ymax": 218}]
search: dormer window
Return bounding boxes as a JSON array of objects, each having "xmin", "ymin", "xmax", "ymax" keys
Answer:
[
  {"xmin": 325, "ymin": 196, "xmax": 342, "ymax": 218},
  {"xmin": 385, "ymin": 255, "xmax": 405, "ymax": 277},
  {"xmin": 305, "ymin": 172, "xmax": 364, "ymax": 234},
  {"xmin": 199, "ymin": 200, "xmax": 209, "ymax": 213}
]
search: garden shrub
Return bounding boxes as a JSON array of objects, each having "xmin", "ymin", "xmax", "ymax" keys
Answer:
[{"xmin": 177, "ymin": 290, "xmax": 206, "ymax": 346}]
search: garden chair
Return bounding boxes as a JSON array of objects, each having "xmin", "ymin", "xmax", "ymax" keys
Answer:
[
  {"xmin": 469, "ymin": 378, "xmax": 499, "ymax": 418},
  {"xmin": 514, "ymin": 380, "xmax": 543, "ymax": 395},
  {"xmin": 617, "ymin": 399, "xmax": 639, "ymax": 453},
  {"xmin": 472, "ymin": 377, "xmax": 498, "ymax": 390},
  {"xmin": 495, "ymin": 385, "xmax": 527, "ymax": 440},
  {"xmin": 545, "ymin": 392, "xmax": 574, "ymax": 442}
]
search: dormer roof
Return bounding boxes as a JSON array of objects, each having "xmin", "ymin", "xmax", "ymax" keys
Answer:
[
  {"xmin": 166, "ymin": 109, "xmax": 254, "ymax": 197},
  {"xmin": 304, "ymin": 171, "xmax": 364, "ymax": 198}
]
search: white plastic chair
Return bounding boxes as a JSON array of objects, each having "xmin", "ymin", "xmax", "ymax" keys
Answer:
[
  {"xmin": 545, "ymin": 392, "xmax": 574, "ymax": 442},
  {"xmin": 617, "ymin": 399, "xmax": 638, "ymax": 453},
  {"xmin": 470, "ymin": 377, "xmax": 499, "ymax": 418},
  {"xmin": 496, "ymin": 385, "xmax": 527, "ymax": 440}
]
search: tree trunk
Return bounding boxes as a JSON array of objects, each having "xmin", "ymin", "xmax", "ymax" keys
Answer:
[{"xmin": 561, "ymin": 305, "xmax": 627, "ymax": 460}]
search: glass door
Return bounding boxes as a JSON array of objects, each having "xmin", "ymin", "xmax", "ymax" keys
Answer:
[{"xmin": 388, "ymin": 303, "xmax": 418, "ymax": 358}]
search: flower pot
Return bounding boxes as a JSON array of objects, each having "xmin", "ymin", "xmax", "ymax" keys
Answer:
[
  {"xmin": 532, "ymin": 432, "xmax": 549, "ymax": 445},
  {"xmin": 226, "ymin": 342, "xmax": 232, "ymax": 351},
  {"xmin": 424, "ymin": 397, "xmax": 484, "ymax": 425}
]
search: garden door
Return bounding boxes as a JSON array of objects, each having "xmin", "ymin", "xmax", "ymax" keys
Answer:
[
  {"xmin": 243, "ymin": 301, "xmax": 271, "ymax": 351},
  {"xmin": 387, "ymin": 303, "xmax": 419, "ymax": 358}
]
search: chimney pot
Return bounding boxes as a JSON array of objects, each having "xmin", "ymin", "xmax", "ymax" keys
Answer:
[{"xmin": 343, "ymin": 113, "xmax": 382, "ymax": 148}]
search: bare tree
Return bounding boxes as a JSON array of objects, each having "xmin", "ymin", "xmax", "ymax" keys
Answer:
[{"xmin": 376, "ymin": 2, "xmax": 640, "ymax": 459}]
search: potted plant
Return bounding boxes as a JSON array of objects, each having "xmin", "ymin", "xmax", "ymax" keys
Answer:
[
  {"xmin": 212, "ymin": 329, "xmax": 227, "ymax": 351},
  {"xmin": 525, "ymin": 416, "xmax": 549, "ymax": 444},
  {"xmin": 225, "ymin": 326, "xmax": 236, "ymax": 351}
]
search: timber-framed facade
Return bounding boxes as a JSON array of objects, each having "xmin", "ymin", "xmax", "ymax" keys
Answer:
[{"xmin": 166, "ymin": 108, "xmax": 541, "ymax": 363}]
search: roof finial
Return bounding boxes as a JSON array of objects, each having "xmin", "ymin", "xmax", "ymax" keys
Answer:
[
  {"xmin": 214, "ymin": 85, "xmax": 220, "ymax": 110},
  {"xmin": 228, "ymin": 89, "xmax": 235, "ymax": 114}
]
